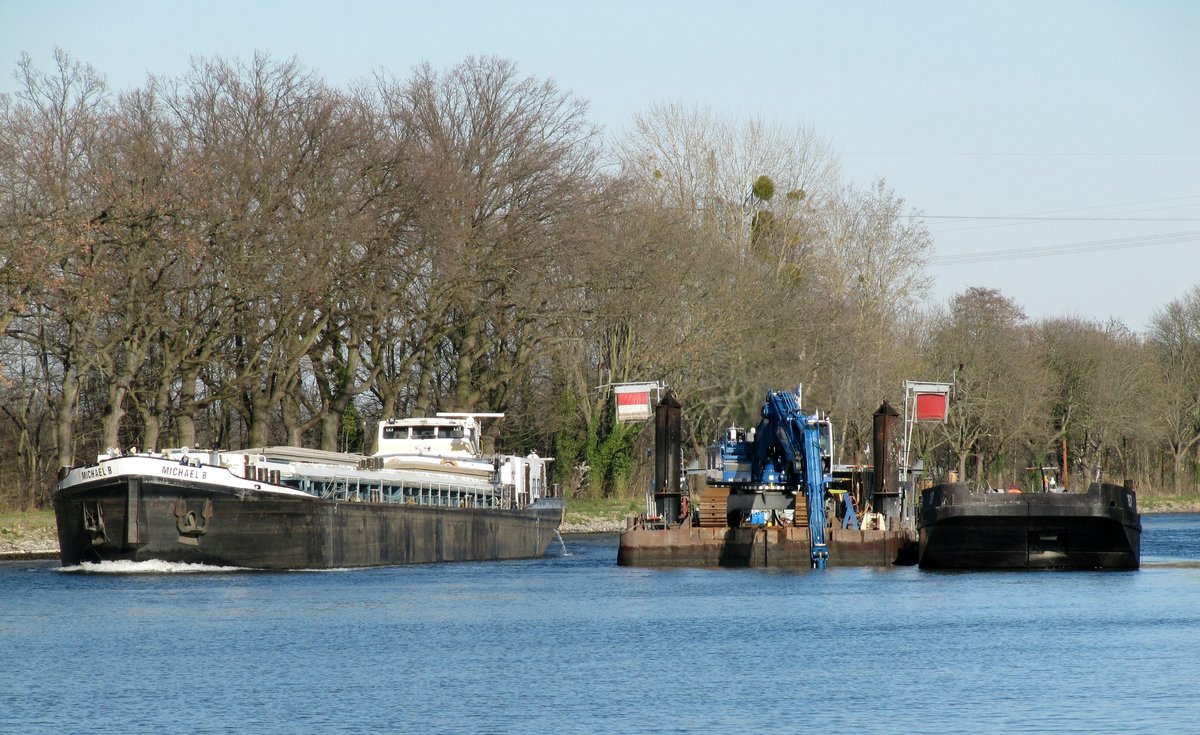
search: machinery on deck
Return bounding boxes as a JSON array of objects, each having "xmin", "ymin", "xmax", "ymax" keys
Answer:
[
  {"xmin": 620, "ymin": 389, "xmax": 915, "ymax": 569},
  {"xmin": 705, "ymin": 388, "xmax": 847, "ymax": 568}
]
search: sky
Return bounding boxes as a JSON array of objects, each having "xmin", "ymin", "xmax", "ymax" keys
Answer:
[{"xmin": 2, "ymin": 0, "xmax": 1197, "ymax": 332}]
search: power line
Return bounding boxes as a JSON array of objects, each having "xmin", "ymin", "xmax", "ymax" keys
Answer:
[
  {"xmin": 913, "ymin": 196, "xmax": 1200, "ymax": 221},
  {"xmin": 930, "ymin": 230, "xmax": 1200, "ymax": 266},
  {"xmin": 911, "ymin": 196, "xmax": 1200, "ymax": 233},
  {"xmin": 924, "ymin": 203, "xmax": 1200, "ymax": 234},
  {"xmin": 999, "ymin": 195, "xmax": 1200, "ymax": 216}
]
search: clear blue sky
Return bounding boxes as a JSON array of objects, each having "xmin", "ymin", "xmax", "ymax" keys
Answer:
[{"xmin": 3, "ymin": 0, "xmax": 1197, "ymax": 331}]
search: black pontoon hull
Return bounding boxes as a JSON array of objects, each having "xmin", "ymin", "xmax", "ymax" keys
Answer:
[
  {"xmin": 54, "ymin": 475, "xmax": 563, "ymax": 569},
  {"xmin": 917, "ymin": 482, "xmax": 1140, "ymax": 570}
]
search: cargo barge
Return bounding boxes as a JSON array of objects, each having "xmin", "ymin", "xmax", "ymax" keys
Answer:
[
  {"xmin": 917, "ymin": 482, "xmax": 1141, "ymax": 570},
  {"xmin": 54, "ymin": 413, "xmax": 563, "ymax": 569}
]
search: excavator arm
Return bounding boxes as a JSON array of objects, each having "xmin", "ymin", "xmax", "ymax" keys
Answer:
[{"xmin": 751, "ymin": 390, "xmax": 832, "ymax": 568}]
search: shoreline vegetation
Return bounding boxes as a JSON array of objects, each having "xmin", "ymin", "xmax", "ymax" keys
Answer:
[{"xmin": 6, "ymin": 495, "xmax": 1198, "ymax": 560}]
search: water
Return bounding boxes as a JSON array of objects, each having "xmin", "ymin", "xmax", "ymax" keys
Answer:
[{"xmin": 3, "ymin": 515, "xmax": 1200, "ymax": 734}]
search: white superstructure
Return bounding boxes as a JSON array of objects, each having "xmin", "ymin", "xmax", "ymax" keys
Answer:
[{"xmin": 70, "ymin": 412, "xmax": 553, "ymax": 508}]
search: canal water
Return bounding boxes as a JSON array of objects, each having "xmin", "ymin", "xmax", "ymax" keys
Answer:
[{"xmin": 2, "ymin": 514, "xmax": 1199, "ymax": 734}]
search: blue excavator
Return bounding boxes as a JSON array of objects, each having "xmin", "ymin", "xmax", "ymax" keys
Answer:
[{"xmin": 705, "ymin": 389, "xmax": 841, "ymax": 568}]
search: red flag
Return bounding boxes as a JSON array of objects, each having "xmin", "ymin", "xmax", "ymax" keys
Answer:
[{"xmin": 915, "ymin": 392, "xmax": 948, "ymax": 421}]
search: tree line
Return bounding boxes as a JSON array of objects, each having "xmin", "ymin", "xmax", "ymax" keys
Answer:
[{"xmin": 1, "ymin": 51, "xmax": 1197, "ymax": 509}]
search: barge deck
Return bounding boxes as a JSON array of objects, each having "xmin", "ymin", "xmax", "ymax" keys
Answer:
[{"xmin": 618, "ymin": 524, "xmax": 916, "ymax": 567}]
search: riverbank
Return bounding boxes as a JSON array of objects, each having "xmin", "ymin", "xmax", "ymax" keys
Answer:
[
  {"xmin": 0, "ymin": 509, "xmax": 57, "ymax": 559},
  {"xmin": 1140, "ymin": 495, "xmax": 1200, "ymax": 514},
  {"xmin": 560, "ymin": 498, "xmax": 638, "ymax": 534}
]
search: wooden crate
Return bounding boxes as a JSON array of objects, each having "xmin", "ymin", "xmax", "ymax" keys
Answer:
[{"xmin": 697, "ymin": 486, "xmax": 730, "ymax": 528}]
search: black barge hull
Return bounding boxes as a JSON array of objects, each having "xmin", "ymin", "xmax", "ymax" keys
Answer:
[
  {"xmin": 55, "ymin": 476, "xmax": 564, "ymax": 569},
  {"xmin": 917, "ymin": 482, "xmax": 1141, "ymax": 570}
]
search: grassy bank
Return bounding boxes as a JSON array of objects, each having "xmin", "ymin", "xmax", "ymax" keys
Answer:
[
  {"xmin": 0, "ymin": 508, "xmax": 55, "ymax": 532},
  {"xmin": 562, "ymin": 497, "xmax": 643, "ymax": 533},
  {"xmin": 1138, "ymin": 494, "xmax": 1200, "ymax": 513},
  {"xmin": 0, "ymin": 508, "xmax": 57, "ymax": 555}
]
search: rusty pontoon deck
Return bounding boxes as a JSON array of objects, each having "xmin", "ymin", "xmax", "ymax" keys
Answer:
[{"xmin": 618, "ymin": 522, "xmax": 917, "ymax": 567}]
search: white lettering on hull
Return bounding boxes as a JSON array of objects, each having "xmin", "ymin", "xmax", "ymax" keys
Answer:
[
  {"xmin": 160, "ymin": 466, "xmax": 209, "ymax": 481},
  {"xmin": 80, "ymin": 465, "xmax": 113, "ymax": 480}
]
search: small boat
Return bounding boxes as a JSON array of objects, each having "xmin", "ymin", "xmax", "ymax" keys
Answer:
[
  {"xmin": 917, "ymin": 482, "xmax": 1141, "ymax": 570},
  {"xmin": 53, "ymin": 413, "xmax": 563, "ymax": 569}
]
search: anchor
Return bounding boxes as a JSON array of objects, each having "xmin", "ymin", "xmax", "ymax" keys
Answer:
[
  {"xmin": 173, "ymin": 497, "xmax": 214, "ymax": 545},
  {"xmin": 82, "ymin": 502, "xmax": 108, "ymax": 546}
]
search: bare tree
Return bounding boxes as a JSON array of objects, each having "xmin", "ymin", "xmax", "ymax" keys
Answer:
[
  {"xmin": 1, "ymin": 50, "xmax": 114, "ymax": 469},
  {"xmin": 0, "ymin": 336, "xmax": 55, "ymax": 506},
  {"xmin": 1037, "ymin": 317, "xmax": 1158, "ymax": 487},
  {"xmin": 617, "ymin": 101, "xmax": 839, "ymax": 262},
  {"xmin": 927, "ymin": 288, "xmax": 1053, "ymax": 486},
  {"xmin": 160, "ymin": 55, "xmax": 350, "ymax": 447},
  {"xmin": 1089, "ymin": 321, "xmax": 1160, "ymax": 487},
  {"xmin": 1148, "ymin": 286, "xmax": 1200, "ymax": 492},
  {"xmin": 809, "ymin": 180, "xmax": 932, "ymax": 459},
  {"xmin": 379, "ymin": 57, "xmax": 601, "ymax": 421}
]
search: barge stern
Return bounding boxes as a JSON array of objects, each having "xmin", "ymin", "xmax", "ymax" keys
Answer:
[{"xmin": 917, "ymin": 482, "xmax": 1141, "ymax": 570}]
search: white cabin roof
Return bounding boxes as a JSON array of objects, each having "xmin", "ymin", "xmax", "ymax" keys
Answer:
[{"xmin": 374, "ymin": 413, "xmax": 503, "ymax": 460}]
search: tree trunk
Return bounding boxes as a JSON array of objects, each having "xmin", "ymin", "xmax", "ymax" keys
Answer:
[
  {"xmin": 453, "ymin": 326, "xmax": 479, "ymax": 410},
  {"xmin": 281, "ymin": 389, "xmax": 304, "ymax": 446},
  {"xmin": 100, "ymin": 382, "xmax": 128, "ymax": 453},
  {"xmin": 956, "ymin": 450, "xmax": 969, "ymax": 483},
  {"xmin": 175, "ymin": 368, "xmax": 199, "ymax": 449},
  {"xmin": 246, "ymin": 388, "xmax": 273, "ymax": 448},
  {"xmin": 413, "ymin": 348, "xmax": 437, "ymax": 415},
  {"xmin": 140, "ymin": 373, "xmax": 174, "ymax": 452},
  {"xmin": 55, "ymin": 378, "xmax": 80, "ymax": 470},
  {"xmin": 320, "ymin": 411, "xmax": 342, "ymax": 452}
]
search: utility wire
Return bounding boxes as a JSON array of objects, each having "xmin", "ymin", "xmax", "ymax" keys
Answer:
[
  {"xmin": 985, "ymin": 194, "xmax": 1200, "ymax": 216},
  {"xmin": 930, "ymin": 230, "xmax": 1199, "ymax": 266},
  {"xmin": 924, "ymin": 204, "xmax": 1200, "ymax": 233},
  {"xmin": 911, "ymin": 196, "xmax": 1200, "ymax": 233}
]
